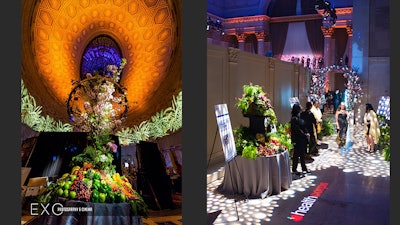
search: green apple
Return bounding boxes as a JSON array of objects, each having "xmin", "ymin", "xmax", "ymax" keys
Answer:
[
  {"xmin": 57, "ymin": 188, "xmax": 64, "ymax": 196},
  {"xmin": 70, "ymin": 175, "xmax": 77, "ymax": 182},
  {"xmin": 99, "ymin": 193, "xmax": 107, "ymax": 203},
  {"xmin": 58, "ymin": 181, "xmax": 66, "ymax": 188},
  {"xmin": 69, "ymin": 190, "xmax": 77, "ymax": 199},
  {"xmin": 63, "ymin": 189, "xmax": 69, "ymax": 198},
  {"xmin": 64, "ymin": 181, "xmax": 72, "ymax": 190}
]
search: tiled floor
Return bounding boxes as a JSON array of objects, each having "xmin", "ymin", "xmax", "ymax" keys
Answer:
[{"xmin": 207, "ymin": 121, "xmax": 390, "ymax": 225}]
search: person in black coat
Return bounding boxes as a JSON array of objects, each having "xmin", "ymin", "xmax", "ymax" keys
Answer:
[
  {"xmin": 290, "ymin": 103, "xmax": 311, "ymax": 175},
  {"xmin": 300, "ymin": 102, "xmax": 318, "ymax": 156}
]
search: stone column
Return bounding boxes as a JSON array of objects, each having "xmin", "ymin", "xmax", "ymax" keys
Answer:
[
  {"xmin": 237, "ymin": 33, "xmax": 246, "ymax": 52},
  {"xmin": 321, "ymin": 27, "xmax": 335, "ymax": 92},
  {"xmin": 345, "ymin": 26, "xmax": 353, "ymax": 67},
  {"xmin": 321, "ymin": 27, "xmax": 335, "ymax": 67},
  {"xmin": 255, "ymin": 31, "xmax": 266, "ymax": 56}
]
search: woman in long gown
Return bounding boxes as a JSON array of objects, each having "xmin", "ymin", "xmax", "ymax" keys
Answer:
[
  {"xmin": 364, "ymin": 103, "xmax": 381, "ymax": 152},
  {"xmin": 335, "ymin": 102, "xmax": 349, "ymax": 154}
]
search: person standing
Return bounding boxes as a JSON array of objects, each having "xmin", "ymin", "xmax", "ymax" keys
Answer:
[
  {"xmin": 333, "ymin": 89, "xmax": 340, "ymax": 112},
  {"xmin": 335, "ymin": 102, "xmax": 349, "ymax": 154},
  {"xmin": 300, "ymin": 102, "xmax": 318, "ymax": 156},
  {"xmin": 311, "ymin": 100, "xmax": 323, "ymax": 142},
  {"xmin": 319, "ymin": 94, "xmax": 326, "ymax": 115},
  {"xmin": 364, "ymin": 103, "xmax": 381, "ymax": 152},
  {"xmin": 290, "ymin": 103, "xmax": 311, "ymax": 175}
]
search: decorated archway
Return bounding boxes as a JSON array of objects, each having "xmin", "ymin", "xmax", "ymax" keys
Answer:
[{"xmin": 311, "ymin": 65, "xmax": 363, "ymax": 110}]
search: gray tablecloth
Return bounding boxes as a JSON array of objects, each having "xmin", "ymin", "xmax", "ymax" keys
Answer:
[{"xmin": 219, "ymin": 150, "xmax": 292, "ymax": 198}]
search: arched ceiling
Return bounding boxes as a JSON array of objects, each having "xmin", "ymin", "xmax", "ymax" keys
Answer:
[{"xmin": 22, "ymin": 0, "xmax": 182, "ymax": 128}]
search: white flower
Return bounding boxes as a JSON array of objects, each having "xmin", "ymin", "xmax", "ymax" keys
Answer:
[{"xmin": 99, "ymin": 154, "xmax": 108, "ymax": 162}]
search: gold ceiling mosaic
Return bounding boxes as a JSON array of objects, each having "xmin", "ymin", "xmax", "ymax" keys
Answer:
[{"xmin": 22, "ymin": 0, "xmax": 181, "ymax": 127}]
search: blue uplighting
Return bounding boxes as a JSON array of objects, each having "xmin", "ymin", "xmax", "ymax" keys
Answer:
[{"xmin": 80, "ymin": 35, "xmax": 123, "ymax": 79}]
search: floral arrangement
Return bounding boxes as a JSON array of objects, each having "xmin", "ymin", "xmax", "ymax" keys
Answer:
[
  {"xmin": 233, "ymin": 123, "xmax": 293, "ymax": 159},
  {"xmin": 67, "ymin": 58, "xmax": 128, "ymax": 136},
  {"xmin": 236, "ymin": 83, "xmax": 277, "ymax": 125},
  {"xmin": 38, "ymin": 59, "xmax": 149, "ymax": 217},
  {"xmin": 313, "ymin": 65, "xmax": 363, "ymax": 110}
]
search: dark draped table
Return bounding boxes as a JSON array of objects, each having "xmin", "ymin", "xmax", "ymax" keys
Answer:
[
  {"xmin": 218, "ymin": 150, "xmax": 292, "ymax": 199},
  {"xmin": 35, "ymin": 199, "xmax": 143, "ymax": 225}
]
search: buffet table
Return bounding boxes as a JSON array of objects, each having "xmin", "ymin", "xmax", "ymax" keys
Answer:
[
  {"xmin": 218, "ymin": 150, "xmax": 292, "ymax": 198},
  {"xmin": 35, "ymin": 199, "xmax": 142, "ymax": 225}
]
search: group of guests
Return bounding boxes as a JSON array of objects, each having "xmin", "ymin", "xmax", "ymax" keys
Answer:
[
  {"xmin": 290, "ymin": 100, "xmax": 381, "ymax": 175},
  {"xmin": 290, "ymin": 100, "xmax": 322, "ymax": 175},
  {"xmin": 334, "ymin": 102, "xmax": 381, "ymax": 153}
]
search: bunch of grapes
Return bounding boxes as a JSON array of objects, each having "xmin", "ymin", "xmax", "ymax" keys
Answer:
[{"xmin": 72, "ymin": 180, "xmax": 92, "ymax": 202}]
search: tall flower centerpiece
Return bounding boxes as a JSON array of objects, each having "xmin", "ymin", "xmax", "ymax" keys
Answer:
[
  {"xmin": 38, "ymin": 59, "xmax": 148, "ymax": 217},
  {"xmin": 236, "ymin": 83, "xmax": 277, "ymax": 121},
  {"xmin": 234, "ymin": 83, "xmax": 293, "ymax": 159}
]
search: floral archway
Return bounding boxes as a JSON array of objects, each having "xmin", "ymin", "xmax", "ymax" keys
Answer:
[{"xmin": 311, "ymin": 65, "xmax": 363, "ymax": 110}]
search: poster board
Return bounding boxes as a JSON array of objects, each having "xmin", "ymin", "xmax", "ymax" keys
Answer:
[{"xmin": 214, "ymin": 104, "xmax": 237, "ymax": 163}]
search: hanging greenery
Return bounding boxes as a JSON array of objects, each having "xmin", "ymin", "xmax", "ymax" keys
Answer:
[
  {"xmin": 21, "ymin": 80, "xmax": 74, "ymax": 132},
  {"xmin": 115, "ymin": 91, "xmax": 182, "ymax": 145}
]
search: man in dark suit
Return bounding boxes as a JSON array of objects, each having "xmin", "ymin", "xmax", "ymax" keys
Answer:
[{"xmin": 300, "ymin": 102, "xmax": 319, "ymax": 157}]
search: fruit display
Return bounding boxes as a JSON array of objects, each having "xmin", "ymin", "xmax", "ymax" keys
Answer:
[{"xmin": 39, "ymin": 162, "xmax": 148, "ymax": 217}]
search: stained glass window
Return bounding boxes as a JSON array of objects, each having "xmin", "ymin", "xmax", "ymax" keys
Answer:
[{"xmin": 80, "ymin": 35, "xmax": 123, "ymax": 80}]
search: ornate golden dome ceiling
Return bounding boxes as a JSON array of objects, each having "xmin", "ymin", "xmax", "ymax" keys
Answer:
[{"xmin": 22, "ymin": 0, "xmax": 182, "ymax": 128}]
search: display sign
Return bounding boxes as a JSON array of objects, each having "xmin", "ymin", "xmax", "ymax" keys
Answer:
[
  {"xmin": 376, "ymin": 96, "xmax": 390, "ymax": 120},
  {"xmin": 215, "ymin": 104, "xmax": 237, "ymax": 163}
]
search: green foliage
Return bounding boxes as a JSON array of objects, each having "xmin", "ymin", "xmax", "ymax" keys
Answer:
[
  {"xmin": 233, "ymin": 122, "xmax": 293, "ymax": 159},
  {"xmin": 235, "ymin": 83, "xmax": 275, "ymax": 123},
  {"xmin": 265, "ymin": 108, "xmax": 278, "ymax": 125},
  {"xmin": 21, "ymin": 79, "xmax": 73, "ymax": 132},
  {"xmin": 241, "ymin": 145, "xmax": 258, "ymax": 160},
  {"xmin": 233, "ymin": 126, "xmax": 256, "ymax": 156},
  {"xmin": 271, "ymin": 123, "xmax": 294, "ymax": 152},
  {"xmin": 379, "ymin": 124, "xmax": 390, "ymax": 161},
  {"xmin": 115, "ymin": 91, "xmax": 182, "ymax": 145},
  {"xmin": 320, "ymin": 118, "xmax": 335, "ymax": 137}
]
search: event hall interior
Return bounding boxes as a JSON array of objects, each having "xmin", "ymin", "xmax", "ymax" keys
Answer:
[
  {"xmin": 206, "ymin": 0, "xmax": 390, "ymax": 224},
  {"xmin": 16, "ymin": 0, "xmax": 391, "ymax": 224},
  {"xmin": 21, "ymin": 0, "xmax": 182, "ymax": 224}
]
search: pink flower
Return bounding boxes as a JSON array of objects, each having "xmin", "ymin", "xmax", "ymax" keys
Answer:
[{"xmin": 107, "ymin": 142, "xmax": 118, "ymax": 153}]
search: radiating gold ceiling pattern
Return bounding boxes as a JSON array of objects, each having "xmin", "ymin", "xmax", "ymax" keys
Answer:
[{"xmin": 22, "ymin": 0, "xmax": 182, "ymax": 127}]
